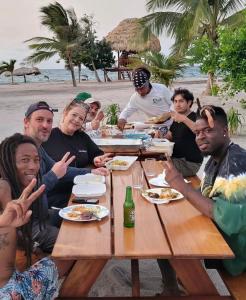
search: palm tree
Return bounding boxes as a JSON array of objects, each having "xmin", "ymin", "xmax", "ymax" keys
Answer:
[
  {"xmin": 142, "ymin": 51, "xmax": 185, "ymax": 86},
  {"xmin": 0, "ymin": 59, "xmax": 16, "ymax": 84},
  {"xmin": 25, "ymin": 2, "xmax": 80, "ymax": 87},
  {"xmin": 142, "ymin": 0, "xmax": 246, "ymax": 92}
]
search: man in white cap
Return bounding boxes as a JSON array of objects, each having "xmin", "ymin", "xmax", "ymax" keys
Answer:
[
  {"xmin": 84, "ymin": 98, "xmax": 104, "ymax": 131},
  {"xmin": 117, "ymin": 67, "xmax": 173, "ymax": 130}
]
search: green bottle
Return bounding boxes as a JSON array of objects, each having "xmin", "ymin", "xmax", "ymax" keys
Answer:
[{"xmin": 124, "ymin": 186, "xmax": 135, "ymax": 228}]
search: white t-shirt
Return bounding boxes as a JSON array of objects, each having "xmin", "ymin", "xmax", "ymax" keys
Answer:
[{"xmin": 119, "ymin": 83, "xmax": 172, "ymax": 120}]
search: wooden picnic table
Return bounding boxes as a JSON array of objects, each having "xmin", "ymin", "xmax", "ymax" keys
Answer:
[{"xmin": 52, "ymin": 161, "xmax": 234, "ymax": 299}]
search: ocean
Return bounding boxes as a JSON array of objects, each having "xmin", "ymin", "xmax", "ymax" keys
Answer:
[{"xmin": 0, "ymin": 66, "xmax": 206, "ymax": 85}]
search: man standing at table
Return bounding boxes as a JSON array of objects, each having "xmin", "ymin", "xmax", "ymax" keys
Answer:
[
  {"xmin": 164, "ymin": 105, "xmax": 246, "ymax": 276},
  {"xmin": 117, "ymin": 67, "xmax": 172, "ymax": 130}
]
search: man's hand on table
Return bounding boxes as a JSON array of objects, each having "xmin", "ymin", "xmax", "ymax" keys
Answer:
[
  {"xmin": 94, "ymin": 153, "xmax": 113, "ymax": 167},
  {"xmin": 52, "ymin": 152, "xmax": 75, "ymax": 179},
  {"xmin": 92, "ymin": 167, "xmax": 110, "ymax": 176},
  {"xmin": 117, "ymin": 118, "xmax": 126, "ymax": 131}
]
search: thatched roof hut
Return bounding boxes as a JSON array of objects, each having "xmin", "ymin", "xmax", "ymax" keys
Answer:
[
  {"xmin": 105, "ymin": 18, "xmax": 161, "ymax": 53},
  {"xmin": 5, "ymin": 67, "xmax": 41, "ymax": 82}
]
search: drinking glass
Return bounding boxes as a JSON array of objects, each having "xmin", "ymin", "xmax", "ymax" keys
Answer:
[
  {"xmin": 132, "ymin": 168, "xmax": 144, "ymax": 190},
  {"xmin": 145, "ymin": 158, "xmax": 156, "ymax": 177}
]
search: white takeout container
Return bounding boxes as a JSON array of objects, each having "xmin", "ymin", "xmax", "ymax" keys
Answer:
[
  {"xmin": 105, "ymin": 156, "xmax": 138, "ymax": 171},
  {"xmin": 72, "ymin": 183, "xmax": 106, "ymax": 198},
  {"xmin": 74, "ymin": 174, "xmax": 105, "ymax": 184}
]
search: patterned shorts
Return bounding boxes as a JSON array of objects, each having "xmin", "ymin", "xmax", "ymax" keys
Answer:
[{"xmin": 0, "ymin": 257, "xmax": 59, "ymax": 300}]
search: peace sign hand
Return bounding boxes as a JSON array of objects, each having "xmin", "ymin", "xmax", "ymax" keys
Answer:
[
  {"xmin": 51, "ymin": 152, "xmax": 75, "ymax": 179},
  {"xmin": 0, "ymin": 179, "xmax": 45, "ymax": 228}
]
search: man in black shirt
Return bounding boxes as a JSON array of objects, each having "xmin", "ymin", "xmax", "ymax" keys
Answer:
[{"xmin": 162, "ymin": 88, "xmax": 203, "ymax": 176}]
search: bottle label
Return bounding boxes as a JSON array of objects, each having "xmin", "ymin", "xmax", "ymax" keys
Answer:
[{"xmin": 124, "ymin": 208, "xmax": 135, "ymax": 227}]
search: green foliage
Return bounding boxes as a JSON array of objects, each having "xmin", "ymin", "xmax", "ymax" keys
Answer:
[
  {"xmin": 227, "ymin": 107, "xmax": 242, "ymax": 135},
  {"xmin": 141, "ymin": 51, "xmax": 185, "ymax": 86},
  {"xmin": 0, "ymin": 59, "xmax": 17, "ymax": 84},
  {"xmin": 218, "ymin": 24, "xmax": 246, "ymax": 93},
  {"xmin": 211, "ymin": 84, "xmax": 220, "ymax": 96},
  {"xmin": 105, "ymin": 104, "xmax": 120, "ymax": 125},
  {"xmin": 142, "ymin": 0, "xmax": 245, "ymax": 56},
  {"xmin": 83, "ymin": 39, "xmax": 115, "ymax": 71},
  {"xmin": 240, "ymin": 99, "xmax": 246, "ymax": 109},
  {"xmin": 188, "ymin": 36, "xmax": 220, "ymax": 75},
  {"xmin": 25, "ymin": 2, "xmax": 82, "ymax": 87}
]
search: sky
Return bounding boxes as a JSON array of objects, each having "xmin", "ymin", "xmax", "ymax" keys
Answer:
[{"xmin": 0, "ymin": 0, "xmax": 173, "ymax": 69}]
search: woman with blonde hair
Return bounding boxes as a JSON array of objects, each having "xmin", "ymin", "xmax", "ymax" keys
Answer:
[{"xmin": 43, "ymin": 99, "xmax": 111, "ymax": 208}]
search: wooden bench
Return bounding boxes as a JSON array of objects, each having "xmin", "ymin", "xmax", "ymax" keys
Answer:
[{"xmin": 220, "ymin": 271, "xmax": 246, "ymax": 300}]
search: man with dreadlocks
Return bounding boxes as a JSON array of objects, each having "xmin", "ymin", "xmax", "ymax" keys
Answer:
[
  {"xmin": 164, "ymin": 105, "xmax": 246, "ymax": 278},
  {"xmin": 0, "ymin": 134, "xmax": 74, "ymax": 299},
  {"xmin": 117, "ymin": 67, "xmax": 172, "ymax": 131}
]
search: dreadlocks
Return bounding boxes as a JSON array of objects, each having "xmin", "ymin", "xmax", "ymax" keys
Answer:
[{"xmin": 0, "ymin": 133, "xmax": 45, "ymax": 266}]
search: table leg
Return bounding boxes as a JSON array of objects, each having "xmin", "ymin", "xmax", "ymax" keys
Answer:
[
  {"xmin": 170, "ymin": 259, "xmax": 219, "ymax": 296},
  {"xmin": 131, "ymin": 259, "xmax": 140, "ymax": 297},
  {"xmin": 59, "ymin": 259, "xmax": 108, "ymax": 298}
]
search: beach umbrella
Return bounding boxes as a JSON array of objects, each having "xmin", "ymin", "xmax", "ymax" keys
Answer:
[
  {"xmin": 105, "ymin": 18, "xmax": 161, "ymax": 53},
  {"xmin": 5, "ymin": 67, "xmax": 41, "ymax": 82}
]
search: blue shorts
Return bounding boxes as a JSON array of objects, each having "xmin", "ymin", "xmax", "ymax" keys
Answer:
[{"xmin": 0, "ymin": 257, "xmax": 59, "ymax": 300}]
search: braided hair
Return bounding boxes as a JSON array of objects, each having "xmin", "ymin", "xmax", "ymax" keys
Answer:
[{"xmin": 0, "ymin": 133, "xmax": 45, "ymax": 266}]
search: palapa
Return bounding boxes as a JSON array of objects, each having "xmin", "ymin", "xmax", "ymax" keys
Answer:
[
  {"xmin": 5, "ymin": 67, "xmax": 41, "ymax": 82},
  {"xmin": 105, "ymin": 18, "xmax": 161, "ymax": 53}
]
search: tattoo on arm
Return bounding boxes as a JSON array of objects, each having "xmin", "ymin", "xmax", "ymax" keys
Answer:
[{"xmin": 0, "ymin": 232, "xmax": 10, "ymax": 250}]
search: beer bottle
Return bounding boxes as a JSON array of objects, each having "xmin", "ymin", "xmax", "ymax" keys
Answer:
[{"xmin": 123, "ymin": 186, "xmax": 135, "ymax": 228}]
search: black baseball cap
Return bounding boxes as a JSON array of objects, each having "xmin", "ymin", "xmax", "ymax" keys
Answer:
[{"xmin": 25, "ymin": 101, "xmax": 58, "ymax": 117}]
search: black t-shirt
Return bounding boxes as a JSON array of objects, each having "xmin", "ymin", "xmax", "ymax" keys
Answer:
[
  {"xmin": 42, "ymin": 128, "xmax": 104, "ymax": 203},
  {"xmin": 43, "ymin": 127, "xmax": 104, "ymax": 168},
  {"xmin": 170, "ymin": 111, "xmax": 202, "ymax": 163}
]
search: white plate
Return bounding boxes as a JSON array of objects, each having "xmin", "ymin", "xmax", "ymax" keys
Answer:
[
  {"xmin": 74, "ymin": 174, "xmax": 105, "ymax": 184},
  {"xmin": 105, "ymin": 156, "xmax": 138, "ymax": 171},
  {"xmin": 72, "ymin": 183, "xmax": 106, "ymax": 198},
  {"xmin": 149, "ymin": 173, "xmax": 189, "ymax": 187},
  {"xmin": 59, "ymin": 204, "xmax": 109, "ymax": 222},
  {"xmin": 142, "ymin": 188, "xmax": 184, "ymax": 204}
]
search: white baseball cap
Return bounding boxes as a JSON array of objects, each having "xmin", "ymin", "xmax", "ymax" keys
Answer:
[{"xmin": 84, "ymin": 98, "xmax": 101, "ymax": 109}]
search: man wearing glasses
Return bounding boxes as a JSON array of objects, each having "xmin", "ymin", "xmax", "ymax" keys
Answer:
[{"xmin": 117, "ymin": 67, "xmax": 172, "ymax": 130}]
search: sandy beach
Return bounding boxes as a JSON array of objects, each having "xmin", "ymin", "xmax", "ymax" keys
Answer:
[
  {"xmin": 0, "ymin": 79, "xmax": 245, "ymax": 144},
  {"xmin": 0, "ymin": 79, "xmax": 245, "ymax": 296}
]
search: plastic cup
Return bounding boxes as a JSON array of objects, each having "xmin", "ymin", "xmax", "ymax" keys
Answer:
[
  {"xmin": 145, "ymin": 158, "xmax": 156, "ymax": 177},
  {"xmin": 132, "ymin": 168, "xmax": 144, "ymax": 190}
]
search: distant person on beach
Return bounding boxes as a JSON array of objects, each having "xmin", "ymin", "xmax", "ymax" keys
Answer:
[
  {"xmin": 74, "ymin": 92, "xmax": 104, "ymax": 131},
  {"xmin": 0, "ymin": 136, "xmax": 74, "ymax": 299},
  {"xmin": 43, "ymin": 99, "xmax": 112, "ymax": 207},
  {"xmin": 156, "ymin": 88, "xmax": 203, "ymax": 177},
  {"xmin": 117, "ymin": 67, "xmax": 172, "ymax": 130},
  {"xmin": 23, "ymin": 101, "xmax": 109, "ymax": 212}
]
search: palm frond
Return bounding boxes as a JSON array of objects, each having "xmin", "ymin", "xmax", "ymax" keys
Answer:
[
  {"xmin": 26, "ymin": 51, "xmax": 57, "ymax": 64},
  {"xmin": 220, "ymin": 0, "xmax": 245, "ymax": 17},
  {"xmin": 146, "ymin": 0, "xmax": 188, "ymax": 12}
]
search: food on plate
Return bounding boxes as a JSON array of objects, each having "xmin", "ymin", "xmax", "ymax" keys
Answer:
[
  {"xmin": 65, "ymin": 206, "xmax": 101, "ymax": 220},
  {"xmin": 145, "ymin": 112, "xmax": 171, "ymax": 124},
  {"xmin": 110, "ymin": 159, "xmax": 128, "ymax": 166},
  {"xmin": 159, "ymin": 188, "xmax": 179, "ymax": 199},
  {"xmin": 147, "ymin": 192, "xmax": 160, "ymax": 198},
  {"xmin": 67, "ymin": 212, "xmax": 80, "ymax": 218},
  {"xmin": 146, "ymin": 188, "xmax": 179, "ymax": 200}
]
